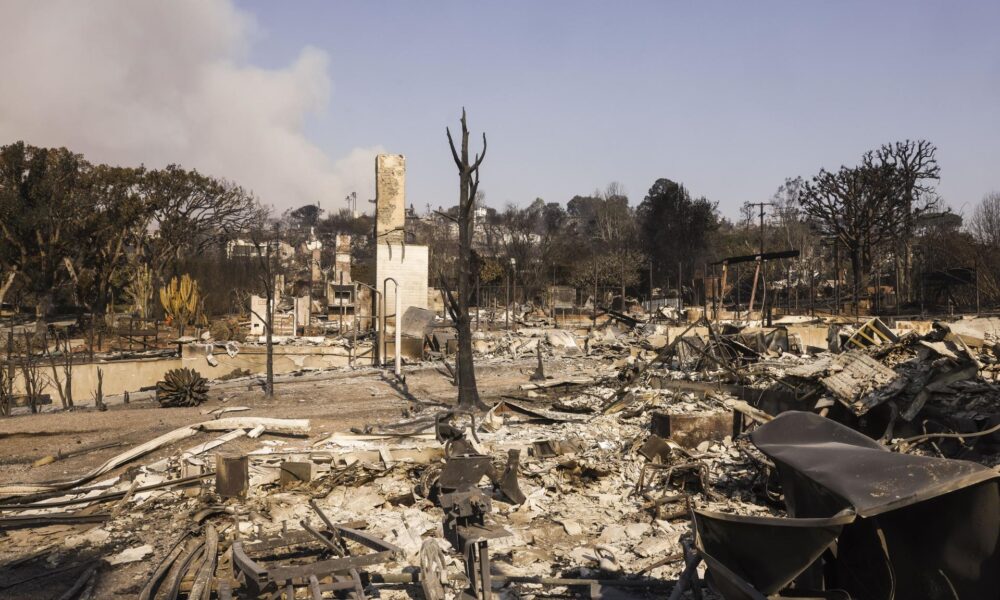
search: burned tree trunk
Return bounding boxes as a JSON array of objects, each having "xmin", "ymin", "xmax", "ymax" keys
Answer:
[
  {"xmin": 244, "ymin": 223, "xmax": 280, "ymax": 398},
  {"xmin": 258, "ymin": 235, "xmax": 277, "ymax": 398},
  {"xmin": 265, "ymin": 284, "xmax": 274, "ymax": 397},
  {"xmin": 850, "ymin": 246, "xmax": 863, "ymax": 314},
  {"xmin": 446, "ymin": 109, "xmax": 487, "ymax": 411}
]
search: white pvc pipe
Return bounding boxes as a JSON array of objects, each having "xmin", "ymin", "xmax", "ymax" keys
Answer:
[
  {"xmin": 395, "ymin": 288, "xmax": 402, "ymax": 378},
  {"xmin": 382, "ymin": 277, "xmax": 401, "ymax": 377}
]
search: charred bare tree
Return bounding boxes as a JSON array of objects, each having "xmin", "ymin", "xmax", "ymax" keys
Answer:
[
  {"xmin": 92, "ymin": 366, "xmax": 105, "ymax": 410},
  {"xmin": 243, "ymin": 222, "xmax": 280, "ymax": 397},
  {"xmin": 1, "ymin": 329, "xmax": 13, "ymax": 416},
  {"xmin": 44, "ymin": 330, "xmax": 74, "ymax": 409},
  {"xmin": 19, "ymin": 331, "xmax": 46, "ymax": 414},
  {"xmin": 800, "ymin": 163, "xmax": 901, "ymax": 311},
  {"xmin": 0, "ymin": 356, "xmax": 10, "ymax": 417},
  {"xmin": 445, "ymin": 109, "xmax": 487, "ymax": 411}
]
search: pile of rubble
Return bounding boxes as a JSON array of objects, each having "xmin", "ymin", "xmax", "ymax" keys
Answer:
[{"xmin": 1, "ymin": 314, "xmax": 998, "ymax": 599}]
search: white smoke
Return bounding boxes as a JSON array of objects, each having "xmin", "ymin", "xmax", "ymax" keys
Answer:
[{"xmin": 0, "ymin": 0, "xmax": 379, "ymax": 213}]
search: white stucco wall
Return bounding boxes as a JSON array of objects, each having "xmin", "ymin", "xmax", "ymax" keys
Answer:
[{"xmin": 376, "ymin": 243, "xmax": 428, "ymax": 326}]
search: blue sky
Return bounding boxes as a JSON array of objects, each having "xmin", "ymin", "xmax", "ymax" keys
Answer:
[{"xmin": 237, "ymin": 1, "xmax": 999, "ymax": 219}]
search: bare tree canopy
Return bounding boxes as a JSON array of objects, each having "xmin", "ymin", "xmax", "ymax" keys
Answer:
[
  {"xmin": 144, "ymin": 164, "xmax": 264, "ymax": 281},
  {"xmin": 970, "ymin": 192, "xmax": 1000, "ymax": 249},
  {"xmin": 798, "ymin": 140, "xmax": 941, "ymax": 306},
  {"xmin": 868, "ymin": 139, "xmax": 940, "ymax": 208},
  {"xmin": 799, "ymin": 163, "xmax": 899, "ymax": 300}
]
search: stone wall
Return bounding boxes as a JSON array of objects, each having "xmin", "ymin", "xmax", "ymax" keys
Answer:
[
  {"xmin": 375, "ymin": 154, "xmax": 406, "ymax": 245},
  {"xmin": 334, "ymin": 234, "xmax": 352, "ymax": 283}
]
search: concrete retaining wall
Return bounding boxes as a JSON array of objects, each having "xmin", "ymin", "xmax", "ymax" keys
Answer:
[{"xmin": 11, "ymin": 344, "xmax": 355, "ymax": 403}]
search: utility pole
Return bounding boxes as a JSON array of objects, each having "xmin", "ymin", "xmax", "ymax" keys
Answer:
[
  {"xmin": 746, "ymin": 202, "xmax": 773, "ymax": 256},
  {"xmin": 745, "ymin": 202, "xmax": 772, "ymax": 318}
]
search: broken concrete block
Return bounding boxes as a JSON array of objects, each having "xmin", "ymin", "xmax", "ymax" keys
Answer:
[
  {"xmin": 180, "ymin": 461, "xmax": 204, "ymax": 479},
  {"xmin": 532, "ymin": 440, "xmax": 560, "ymax": 458},
  {"xmin": 343, "ymin": 487, "xmax": 385, "ymax": 512},
  {"xmin": 512, "ymin": 548, "xmax": 552, "ymax": 566},
  {"xmin": 599, "ymin": 524, "xmax": 628, "ymax": 543},
  {"xmin": 634, "ymin": 536, "xmax": 675, "ymax": 558},
  {"xmin": 65, "ymin": 528, "xmax": 110, "ymax": 548},
  {"xmin": 401, "ymin": 306, "xmax": 436, "ymax": 338},
  {"xmin": 546, "ymin": 329, "xmax": 580, "ymax": 355},
  {"xmin": 643, "ymin": 333, "xmax": 668, "ymax": 349},
  {"xmin": 279, "ymin": 460, "xmax": 316, "ymax": 485},
  {"xmin": 625, "ymin": 522, "xmax": 651, "ymax": 539},
  {"xmin": 560, "ymin": 519, "xmax": 583, "ymax": 536},
  {"xmin": 943, "ymin": 317, "xmax": 1000, "ymax": 347},
  {"xmin": 108, "ymin": 544, "xmax": 153, "ymax": 565}
]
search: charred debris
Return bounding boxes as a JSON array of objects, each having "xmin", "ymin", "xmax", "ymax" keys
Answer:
[{"xmin": 1, "ymin": 307, "xmax": 998, "ymax": 599}]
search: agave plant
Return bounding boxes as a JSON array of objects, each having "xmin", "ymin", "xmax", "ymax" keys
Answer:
[{"xmin": 156, "ymin": 367, "xmax": 209, "ymax": 408}]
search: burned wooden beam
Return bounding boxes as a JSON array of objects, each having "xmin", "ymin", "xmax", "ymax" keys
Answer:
[{"xmin": 0, "ymin": 511, "xmax": 109, "ymax": 531}]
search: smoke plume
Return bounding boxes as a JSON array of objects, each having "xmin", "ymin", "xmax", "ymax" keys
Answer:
[{"xmin": 0, "ymin": 0, "xmax": 379, "ymax": 213}]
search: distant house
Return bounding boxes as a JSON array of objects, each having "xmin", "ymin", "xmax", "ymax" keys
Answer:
[{"xmin": 226, "ymin": 239, "xmax": 295, "ymax": 261}]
